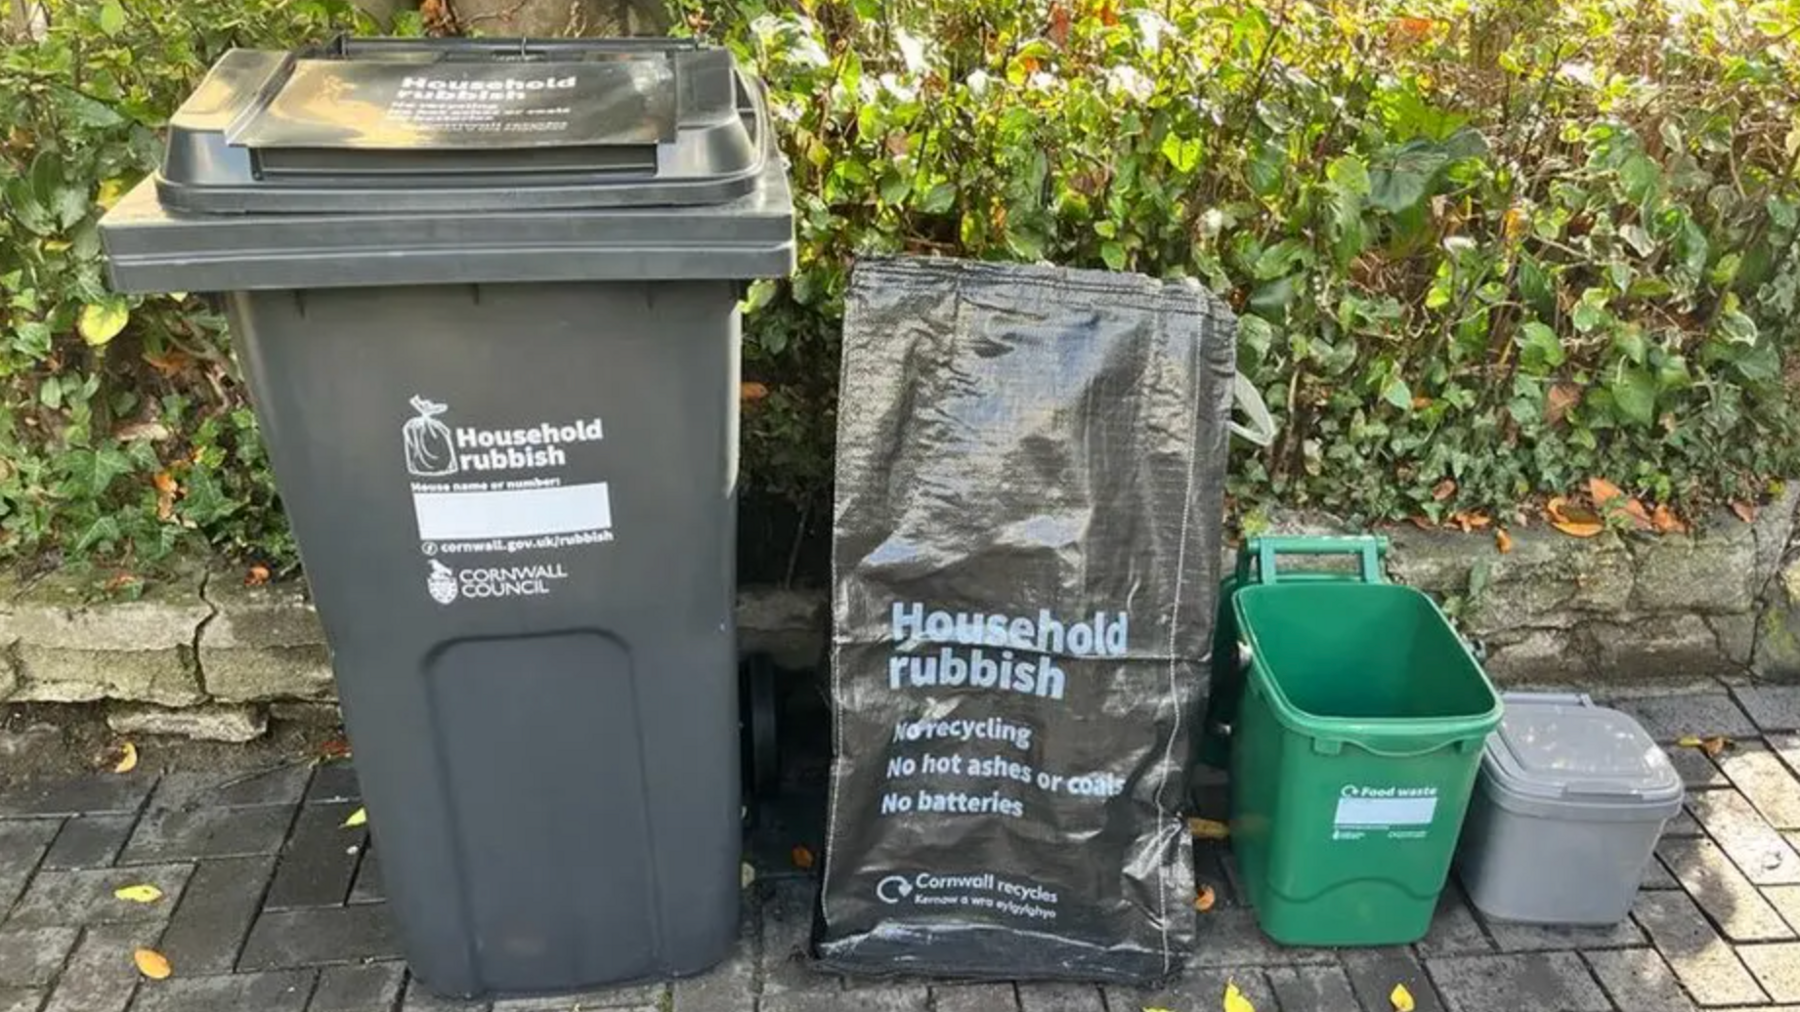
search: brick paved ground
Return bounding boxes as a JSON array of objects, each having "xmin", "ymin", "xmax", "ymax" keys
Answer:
[{"xmin": 4, "ymin": 683, "xmax": 1800, "ymax": 1011}]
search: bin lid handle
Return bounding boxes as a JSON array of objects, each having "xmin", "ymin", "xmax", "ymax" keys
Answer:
[{"xmin": 1239, "ymin": 535, "xmax": 1388, "ymax": 585}]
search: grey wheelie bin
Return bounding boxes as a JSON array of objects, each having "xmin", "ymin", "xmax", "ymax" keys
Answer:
[{"xmin": 99, "ymin": 37, "xmax": 793, "ymax": 998}]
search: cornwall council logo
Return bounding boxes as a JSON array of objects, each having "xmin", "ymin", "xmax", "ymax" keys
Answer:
[{"xmin": 427, "ymin": 560, "xmax": 458, "ymax": 605}]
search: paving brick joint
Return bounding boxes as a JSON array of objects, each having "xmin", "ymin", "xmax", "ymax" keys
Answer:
[{"xmin": 2, "ymin": 683, "xmax": 1799, "ymax": 1010}]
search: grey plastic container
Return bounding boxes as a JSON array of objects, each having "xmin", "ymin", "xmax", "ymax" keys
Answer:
[
  {"xmin": 1455, "ymin": 693, "xmax": 1683, "ymax": 926},
  {"xmin": 100, "ymin": 37, "xmax": 792, "ymax": 999}
]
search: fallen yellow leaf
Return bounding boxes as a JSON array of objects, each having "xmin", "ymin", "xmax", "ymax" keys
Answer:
[
  {"xmin": 114, "ymin": 884, "xmax": 164, "ymax": 904},
  {"xmin": 1194, "ymin": 884, "xmax": 1217, "ymax": 912},
  {"xmin": 1676, "ymin": 735, "xmax": 1733, "ymax": 756},
  {"xmin": 342, "ymin": 808, "xmax": 367, "ymax": 828},
  {"xmin": 1391, "ymin": 982, "xmax": 1416, "ymax": 1011},
  {"xmin": 1188, "ymin": 817, "xmax": 1230, "ymax": 840},
  {"xmin": 133, "ymin": 947, "xmax": 172, "ymax": 980},
  {"xmin": 790, "ymin": 845, "xmax": 816, "ymax": 870},
  {"xmin": 1223, "ymin": 980, "xmax": 1256, "ymax": 1012},
  {"xmin": 112, "ymin": 741, "xmax": 138, "ymax": 775},
  {"xmin": 1495, "ymin": 528, "xmax": 1513, "ymax": 554},
  {"xmin": 1547, "ymin": 496, "xmax": 1605, "ymax": 538}
]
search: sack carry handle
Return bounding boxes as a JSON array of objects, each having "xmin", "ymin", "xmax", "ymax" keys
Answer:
[
  {"xmin": 1238, "ymin": 535, "xmax": 1388, "ymax": 586},
  {"xmin": 1230, "ymin": 372, "xmax": 1277, "ymax": 447}
]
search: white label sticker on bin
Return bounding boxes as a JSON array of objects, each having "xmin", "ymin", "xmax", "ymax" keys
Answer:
[
  {"xmin": 401, "ymin": 394, "xmax": 617, "ymax": 569},
  {"xmin": 1334, "ymin": 796, "xmax": 1439, "ymax": 827},
  {"xmin": 413, "ymin": 483, "xmax": 612, "ymax": 540}
]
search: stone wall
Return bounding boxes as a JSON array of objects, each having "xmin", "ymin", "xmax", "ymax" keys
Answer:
[
  {"xmin": 2, "ymin": 489, "xmax": 1797, "ymax": 740},
  {"xmin": 0, "ymin": 570, "xmax": 825, "ymax": 742}
]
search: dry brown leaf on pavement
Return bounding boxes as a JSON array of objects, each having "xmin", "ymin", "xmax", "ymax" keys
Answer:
[
  {"xmin": 1731, "ymin": 501, "xmax": 1759, "ymax": 523},
  {"xmin": 790, "ymin": 845, "xmax": 816, "ymax": 870},
  {"xmin": 740, "ymin": 382, "xmax": 770, "ymax": 403},
  {"xmin": 1651, "ymin": 503, "xmax": 1686, "ymax": 534},
  {"xmin": 1495, "ymin": 528, "xmax": 1513, "ymax": 554},
  {"xmin": 1431, "ymin": 478, "xmax": 1456, "ymax": 501},
  {"xmin": 133, "ymin": 948, "xmax": 172, "ymax": 980},
  {"xmin": 244, "ymin": 565, "xmax": 270, "ymax": 587},
  {"xmin": 1194, "ymin": 885, "xmax": 1217, "ymax": 912},
  {"xmin": 1450, "ymin": 511, "xmax": 1491, "ymax": 532}
]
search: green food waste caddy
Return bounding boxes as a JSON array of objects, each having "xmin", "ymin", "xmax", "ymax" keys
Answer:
[{"xmin": 1226, "ymin": 537, "xmax": 1501, "ymax": 946}]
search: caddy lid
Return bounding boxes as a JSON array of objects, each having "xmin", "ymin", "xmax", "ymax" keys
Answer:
[{"xmin": 1481, "ymin": 693, "xmax": 1683, "ymax": 806}]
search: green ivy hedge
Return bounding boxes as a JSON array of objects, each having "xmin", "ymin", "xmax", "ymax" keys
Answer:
[
  {"xmin": 714, "ymin": 0, "xmax": 1800, "ymax": 527},
  {"xmin": 1, "ymin": 0, "xmax": 1797, "ymax": 575}
]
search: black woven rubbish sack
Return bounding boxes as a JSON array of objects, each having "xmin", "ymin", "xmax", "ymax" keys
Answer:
[{"xmin": 814, "ymin": 257, "xmax": 1239, "ymax": 985}]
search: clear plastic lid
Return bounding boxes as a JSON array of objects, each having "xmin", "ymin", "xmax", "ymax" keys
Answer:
[{"xmin": 1481, "ymin": 693, "xmax": 1682, "ymax": 808}]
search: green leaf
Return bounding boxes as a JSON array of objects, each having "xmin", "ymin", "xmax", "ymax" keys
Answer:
[
  {"xmin": 53, "ymin": 87, "xmax": 125, "ymax": 130},
  {"xmin": 1004, "ymin": 226, "xmax": 1046, "ymax": 261},
  {"xmin": 1382, "ymin": 376, "xmax": 1413, "ymax": 410},
  {"xmin": 1236, "ymin": 314, "xmax": 1274, "ymax": 368},
  {"xmin": 1656, "ymin": 353, "xmax": 1692, "ymax": 390},
  {"xmin": 1248, "ymin": 276, "xmax": 1297, "ymax": 317},
  {"xmin": 1368, "ymin": 141, "xmax": 1451, "ymax": 213},
  {"xmin": 1518, "ymin": 322, "xmax": 1566, "ymax": 372},
  {"xmin": 1613, "ymin": 325, "xmax": 1648, "ymax": 365},
  {"xmin": 1608, "ymin": 364, "xmax": 1658, "ymax": 426},
  {"xmin": 1246, "ymin": 144, "xmax": 1284, "ymax": 197},
  {"xmin": 1252, "ymin": 239, "xmax": 1310, "ymax": 281},
  {"xmin": 1517, "ymin": 255, "xmax": 1555, "ymax": 318},
  {"xmin": 97, "ymin": 0, "xmax": 126, "ymax": 35},
  {"xmin": 1572, "ymin": 290, "xmax": 1611, "ymax": 333},
  {"xmin": 79, "ymin": 299, "xmax": 130, "ymax": 346},
  {"xmin": 920, "ymin": 182, "xmax": 956, "ymax": 214},
  {"xmin": 1370, "ymin": 168, "xmax": 1431, "ymax": 214},
  {"xmin": 1159, "ymin": 133, "xmax": 1202, "ymax": 174},
  {"xmin": 1100, "ymin": 241, "xmax": 1127, "ymax": 271},
  {"xmin": 1326, "ymin": 155, "xmax": 1371, "ymax": 196},
  {"xmin": 1770, "ymin": 198, "xmax": 1798, "ymax": 232},
  {"xmin": 1617, "ymin": 154, "xmax": 1661, "ymax": 204},
  {"xmin": 1620, "ymin": 223, "xmax": 1655, "ymax": 257},
  {"xmin": 75, "ymin": 516, "xmax": 123, "ymax": 553},
  {"xmin": 878, "ymin": 172, "xmax": 911, "ymax": 205},
  {"xmin": 1717, "ymin": 302, "xmax": 1758, "ymax": 346},
  {"xmin": 61, "ymin": 446, "xmax": 136, "ymax": 497},
  {"xmin": 12, "ymin": 321, "xmax": 52, "ymax": 360}
]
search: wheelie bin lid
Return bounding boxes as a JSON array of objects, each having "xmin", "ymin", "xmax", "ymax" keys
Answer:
[{"xmin": 101, "ymin": 37, "xmax": 794, "ymax": 291}]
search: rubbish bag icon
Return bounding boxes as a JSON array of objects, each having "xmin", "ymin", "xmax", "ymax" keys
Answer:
[{"xmin": 403, "ymin": 395, "xmax": 458, "ymax": 477}]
